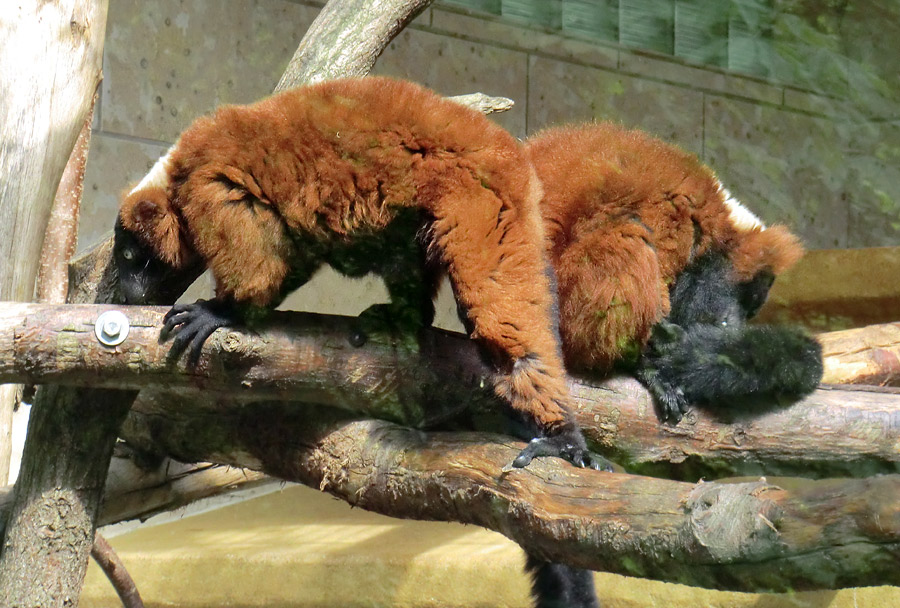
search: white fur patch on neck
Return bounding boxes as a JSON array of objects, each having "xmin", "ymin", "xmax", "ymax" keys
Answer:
[
  {"xmin": 129, "ymin": 145, "xmax": 176, "ymax": 195},
  {"xmin": 719, "ymin": 183, "xmax": 765, "ymax": 231}
]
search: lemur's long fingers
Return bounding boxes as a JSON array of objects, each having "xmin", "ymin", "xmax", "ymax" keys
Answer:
[
  {"xmin": 505, "ymin": 437, "xmax": 560, "ymax": 471},
  {"xmin": 159, "ymin": 310, "xmax": 196, "ymax": 342},
  {"xmin": 160, "ymin": 301, "xmax": 210, "ymax": 342},
  {"xmin": 504, "ymin": 430, "xmax": 612, "ymax": 473},
  {"xmin": 186, "ymin": 322, "xmax": 222, "ymax": 368},
  {"xmin": 162, "ymin": 300, "xmax": 234, "ymax": 366},
  {"xmin": 584, "ymin": 452, "xmax": 615, "ymax": 472},
  {"xmin": 162, "ymin": 301, "xmax": 202, "ymax": 324},
  {"xmin": 167, "ymin": 318, "xmax": 222, "ymax": 366}
]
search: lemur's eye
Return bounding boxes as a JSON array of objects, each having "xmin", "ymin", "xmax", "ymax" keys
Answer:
[
  {"xmin": 721, "ymin": 320, "xmax": 728, "ymax": 327},
  {"xmin": 123, "ymin": 249, "xmax": 135, "ymax": 261}
]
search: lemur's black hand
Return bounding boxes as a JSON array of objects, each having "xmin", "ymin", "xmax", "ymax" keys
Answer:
[
  {"xmin": 635, "ymin": 359, "xmax": 689, "ymax": 424},
  {"xmin": 160, "ymin": 299, "xmax": 236, "ymax": 367},
  {"xmin": 505, "ymin": 426, "xmax": 614, "ymax": 473}
]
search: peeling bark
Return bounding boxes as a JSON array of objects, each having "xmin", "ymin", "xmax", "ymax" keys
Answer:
[{"xmin": 36, "ymin": 90, "xmax": 97, "ymax": 305}]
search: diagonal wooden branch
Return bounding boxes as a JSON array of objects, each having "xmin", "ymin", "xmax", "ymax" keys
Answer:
[
  {"xmin": 90, "ymin": 532, "xmax": 144, "ymax": 608},
  {"xmin": 275, "ymin": 0, "xmax": 433, "ymax": 90},
  {"xmin": 1, "ymin": 302, "xmax": 898, "ymax": 480}
]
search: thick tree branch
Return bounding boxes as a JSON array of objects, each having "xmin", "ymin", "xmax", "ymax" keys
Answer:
[
  {"xmin": 0, "ymin": 302, "xmax": 897, "ymax": 480},
  {"xmin": 2, "ymin": 404, "xmax": 898, "ymax": 592},
  {"xmin": 819, "ymin": 322, "xmax": 900, "ymax": 386},
  {"xmin": 115, "ymin": 411, "xmax": 900, "ymax": 592}
]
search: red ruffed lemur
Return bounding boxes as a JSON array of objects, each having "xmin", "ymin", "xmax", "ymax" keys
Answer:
[
  {"xmin": 113, "ymin": 76, "xmax": 611, "ymax": 473},
  {"xmin": 526, "ymin": 122, "xmax": 823, "ymax": 424},
  {"xmin": 522, "ymin": 122, "xmax": 823, "ymax": 608}
]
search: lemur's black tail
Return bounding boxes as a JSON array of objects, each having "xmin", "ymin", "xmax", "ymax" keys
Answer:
[
  {"xmin": 643, "ymin": 323, "xmax": 823, "ymax": 406},
  {"xmin": 525, "ymin": 555, "xmax": 600, "ymax": 608}
]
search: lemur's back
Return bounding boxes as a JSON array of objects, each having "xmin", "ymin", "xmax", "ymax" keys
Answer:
[{"xmin": 168, "ymin": 77, "xmax": 534, "ymax": 238}]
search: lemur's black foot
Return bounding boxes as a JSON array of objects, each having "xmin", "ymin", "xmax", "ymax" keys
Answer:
[
  {"xmin": 160, "ymin": 299, "xmax": 237, "ymax": 367},
  {"xmin": 506, "ymin": 426, "xmax": 614, "ymax": 472}
]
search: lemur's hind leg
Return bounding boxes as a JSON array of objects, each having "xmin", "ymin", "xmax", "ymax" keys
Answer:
[
  {"xmin": 554, "ymin": 220, "xmax": 668, "ymax": 372},
  {"xmin": 525, "ymin": 555, "xmax": 600, "ymax": 608}
]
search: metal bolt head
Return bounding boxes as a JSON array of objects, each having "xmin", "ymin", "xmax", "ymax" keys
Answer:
[
  {"xmin": 104, "ymin": 318, "xmax": 121, "ymax": 336},
  {"xmin": 95, "ymin": 310, "xmax": 130, "ymax": 346}
]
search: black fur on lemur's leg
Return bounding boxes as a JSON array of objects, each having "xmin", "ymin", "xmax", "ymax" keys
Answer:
[
  {"xmin": 526, "ymin": 555, "xmax": 599, "ymax": 608},
  {"xmin": 636, "ymin": 251, "xmax": 823, "ymax": 423}
]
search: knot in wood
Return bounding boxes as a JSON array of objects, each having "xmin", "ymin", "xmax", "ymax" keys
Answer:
[
  {"xmin": 220, "ymin": 330, "xmax": 259, "ymax": 357},
  {"xmin": 684, "ymin": 480, "xmax": 784, "ymax": 562}
]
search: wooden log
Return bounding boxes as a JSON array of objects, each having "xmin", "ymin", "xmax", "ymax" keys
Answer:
[
  {"xmin": 0, "ymin": 302, "xmax": 898, "ymax": 479},
  {"xmin": 0, "ymin": 303, "xmax": 486, "ymax": 427},
  {"xmin": 819, "ymin": 322, "xmax": 900, "ymax": 386},
  {"xmin": 116, "ymin": 410, "xmax": 900, "ymax": 592}
]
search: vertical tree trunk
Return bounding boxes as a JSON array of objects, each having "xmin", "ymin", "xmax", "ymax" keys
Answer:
[
  {"xmin": 0, "ymin": 0, "xmax": 438, "ymax": 605},
  {"xmin": 0, "ymin": 1, "xmax": 110, "ymax": 606}
]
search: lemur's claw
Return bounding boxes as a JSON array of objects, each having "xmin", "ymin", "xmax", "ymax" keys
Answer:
[
  {"xmin": 507, "ymin": 428, "xmax": 613, "ymax": 472},
  {"xmin": 160, "ymin": 299, "xmax": 234, "ymax": 367},
  {"xmin": 657, "ymin": 387, "xmax": 688, "ymax": 424}
]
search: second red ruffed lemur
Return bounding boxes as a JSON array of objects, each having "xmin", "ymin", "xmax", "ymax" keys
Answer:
[
  {"xmin": 113, "ymin": 76, "xmax": 609, "ymax": 472},
  {"xmin": 526, "ymin": 122, "xmax": 823, "ymax": 424},
  {"xmin": 522, "ymin": 122, "xmax": 823, "ymax": 608}
]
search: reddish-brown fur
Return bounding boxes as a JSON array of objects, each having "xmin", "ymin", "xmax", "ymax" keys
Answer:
[
  {"xmin": 120, "ymin": 77, "xmax": 576, "ymax": 434},
  {"xmin": 526, "ymin": 123, "xmax": 804, "ymax": 371}
]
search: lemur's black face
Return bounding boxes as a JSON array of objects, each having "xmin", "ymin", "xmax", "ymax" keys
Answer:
[
  {"xmin": 736, "ymin": 270, "xmax": 775, "ymax": 320},
  {"xmin": 667, "ymin": 252, "xmax": 746, "ymax": 330},
  {"xmin": 113, "ymin": 218, "xmax": 190, "ymax": 305}
]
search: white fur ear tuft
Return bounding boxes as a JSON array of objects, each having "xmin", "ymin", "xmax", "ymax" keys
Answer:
[
  {"xmin": 130, "ymin": 145, "xmax": 176, "ymax": 196},
  {"xmin": 719, "ymin": 184, "xmax": 765, "ymax": 232}
]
